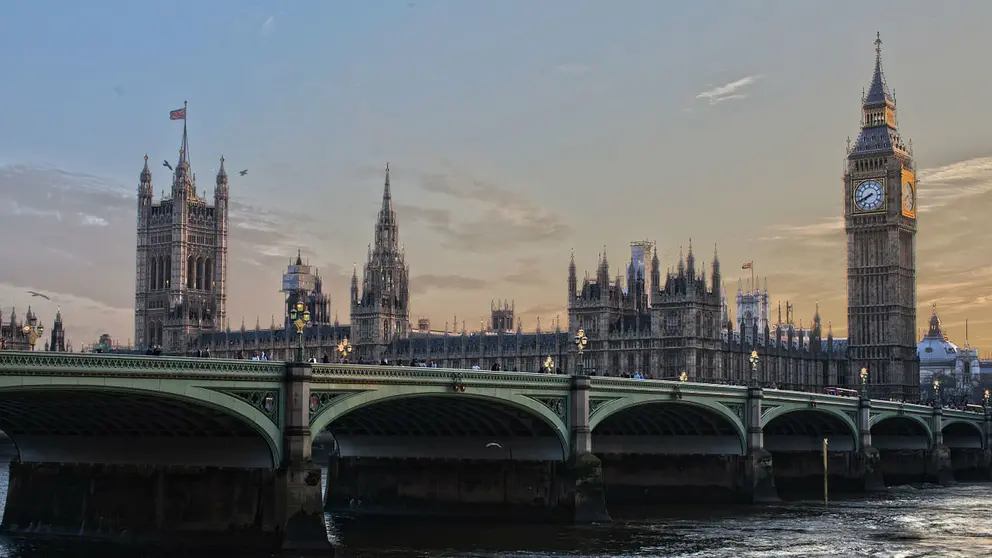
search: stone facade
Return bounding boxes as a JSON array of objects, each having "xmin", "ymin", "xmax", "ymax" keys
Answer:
[
  {"xmin": 843, "ymin": 34, "xmax": 920, "ymax": 401},
  {"xmin": 134, "ymin": 113, "xmax": 229, "ymax": 353}
]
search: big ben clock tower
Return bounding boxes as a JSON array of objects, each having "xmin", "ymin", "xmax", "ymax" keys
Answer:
[{"xmin": 845, "ymin": 33, "xmax": 919, "ymax": 400}]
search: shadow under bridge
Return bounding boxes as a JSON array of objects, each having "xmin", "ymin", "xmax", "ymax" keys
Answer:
[
  {"xmin": 763, "ymin": 408, "xmax": 857, "ymax": 453},
  {"xmin": 320, "ymin": 394, "xmax": 567, "ymax": 461},
  {"xmin": 0, "ymin": 388, "xmax": 278, "ymax": 468},
  {"xmin": 591, "ymin": 401, "xmax": 746, "ymax": 455}
]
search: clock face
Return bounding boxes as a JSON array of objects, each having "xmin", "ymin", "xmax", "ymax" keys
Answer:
[
  {"xmin": 902, "ymin": 181, "xmax": 915, "ymax": 212},
  {"xmin": 855, "ymin": 179, "xmax": 884, "ymax": 212}
]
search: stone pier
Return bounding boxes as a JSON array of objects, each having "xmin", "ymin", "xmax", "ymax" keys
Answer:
[{"xmin": 0, "ymin": 362, "xmax": 332, "ymax": 553}]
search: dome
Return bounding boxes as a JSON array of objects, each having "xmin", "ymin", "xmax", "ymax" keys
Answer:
[{"xmin": 917, "ymin": 306, "xmax": 959, "ymax": 364}]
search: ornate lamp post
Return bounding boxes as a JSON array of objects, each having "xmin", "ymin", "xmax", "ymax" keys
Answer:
[
  {"xmin": 574, "ymin": 328, "xmax": 588, "ymax": 375},
  {"xmin": 984, "ymin": 389, "xmax": 990, "ymax": 410},
  {"xmin": 679, "ymin": 370, "xmax": 688, "ymax": 383},
  {"xmin": 748, "ymin": 350, "xmax": 759, "ymax": 388},
  {"xmin": 21, "ymin": 323, "xmax": 45, "ymax": 351},
  {"xmin": 543, "ymin": 356, "xmax": 554, "ymax": 374},
  {"xmin": 337, "ymin": 338, "xmax": 353, "ymax": 363},
  {"xmin": 860, "ymin": 367, "xmax": 869, "ymax": 398},
  {"xmin": 932, "ymin": 378, "xmax": 941, "ymax": 408},
  {"xmin": 289, "ymin": 301, "xmax": 311, "ymax": 363}
]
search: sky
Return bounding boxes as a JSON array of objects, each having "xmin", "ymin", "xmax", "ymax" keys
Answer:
[{"xmin": 1, "ymin": 0, "xmax": 992, "ymax": 353}]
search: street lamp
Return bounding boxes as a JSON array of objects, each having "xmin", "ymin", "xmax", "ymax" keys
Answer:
[
  {"xmin": 543, "ymin": 356, "xmax": 554, "ymax": 374},
  {"xmin": 337, "ymin": 337, "xmax": 353, "ymax": 363},
  {"xmin": 748, "ymin": 350, "xmax": 759, "ymax": 388},
  {"xmin": 932, "ymin": 379, "xmax": 941, "ymax": 408},
  {"xmin": 289, "ymin": 300, "xmax": 311, "ymax": 363},
  {"xmin": 984, "ymin": 389, "xmax": 990, "ymax": 409},
  {"xmin": 21, "ymin": 323, "xmax": 45, "ymax": 351},
  {"xmin": 679, "ymin": 371, "xmax": 688, "ymax": 383},
  {"xmin": 574, "ymin": 328, "xmax": 588, "ymax": 375},
  {"xmin": 860, "ymin": 367, "xmax": 869, "ymax": 398}
]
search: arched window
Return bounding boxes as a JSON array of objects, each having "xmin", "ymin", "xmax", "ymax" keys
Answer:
[
  {"xmin": 204, "ymin": 258, "xmax": 212, "ymax": 291},
  {"xmin": 187, "ymin": 256, "xmax": 195, "ymax": 288},
  {"xmin": 149, "ymin": 258, "xmax": 158, "ymax": 290}
]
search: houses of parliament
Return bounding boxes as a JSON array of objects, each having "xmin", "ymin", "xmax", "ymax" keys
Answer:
[{"xmin": 144, "ymin": 35, "xmax": 920, "ymax": 400}]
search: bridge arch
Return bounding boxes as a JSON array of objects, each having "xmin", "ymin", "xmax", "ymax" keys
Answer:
[
  {"xmin": 868, "ymin": 413, "xmax": 933, "ymax": 451},
  {"xmin": 762, "ymin": 405, "xmax": 859, "ymax": 452},
  {"xmin": 589, "ymin": 396, "xmax": 747, "ymax": 455},
  {"xmin": 310, "ymin": 387, "xmax": 570, "ymax": 461},
  {"xmin": 0, "ymin": 382, "xmax": 282, "ymax": 468},
  {"xmin": 942, "ymin": 419, "xmax": 985, "ymax": 450}
]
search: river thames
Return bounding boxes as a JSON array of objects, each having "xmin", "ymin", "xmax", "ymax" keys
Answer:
[{"xmin": 0, "ymin": 466, "xmax": 989, "ymax": 557}]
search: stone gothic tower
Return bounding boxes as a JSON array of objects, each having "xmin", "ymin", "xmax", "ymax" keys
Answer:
[
  {"xmin": 350, "ymin": 164, "xmax": 411, "ymax": 361},
  {"xmin": 133, "ymin": 111, "xmax": 229, "ymax": 352},
  {"xmin": 844, "ymin": 33, "xmax": 919, "ymax": 399},
  {"xmin": 47, "ymin": 307, "xmax": 66, "ymax": 352}
]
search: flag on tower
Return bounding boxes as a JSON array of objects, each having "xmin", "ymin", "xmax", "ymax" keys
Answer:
[
  {"xmin": 169, "ymin": 107, "xmax": 187, "ymax": 120},
  {"xmin": 742, "ymin": 261, "xmax": 753, "ymax": 270}
]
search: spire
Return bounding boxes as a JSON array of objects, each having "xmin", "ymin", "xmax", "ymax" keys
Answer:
[
  {"xmin": 381, "ymin": 162, "xmax": 392, "ymax": 212},
  {"xmin": 926, "ymin": 302, "xmax": 943, "ymax": 339},
  {"xmin": 295, "ymin": 249, "xmax": 303, "ymax": 266},
  {"xmin": 173, "ymin": 101, "xmax": 192, "ymax": 196},
  {"xmin": 140, "ymin": 154, "xmax": 152, "ymax": 187},
  {"xmin": 216, "ymin": 155, "xmax": 228, "ymax": 183},
  {"xmin": 864, "ymin": 32, "xmax": 893, "ymax": 107}
]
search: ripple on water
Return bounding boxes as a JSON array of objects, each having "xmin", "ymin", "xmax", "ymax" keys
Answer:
[{"xmin": 0, "ymin": 469, "xmax": 991, "ymax": 558}]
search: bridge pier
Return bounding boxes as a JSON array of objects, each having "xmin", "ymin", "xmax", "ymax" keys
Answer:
[
  {"xmin": 565, "ymin": 376, "xmax": 610, "ymax": 522},
  {"xmin": 2, "ymin": 462, "xmax": 283, "ymax": 545},
  {"xmin": 278, "ymin": 363, "xmax": 332, "ymax": 552},
  {"xmin": 743, "ymin": 386, "xmax": 779, "ymax": 503},
  {"xmin": 0, "ymin": 362, "xmax": 332, "ymax": 553}
]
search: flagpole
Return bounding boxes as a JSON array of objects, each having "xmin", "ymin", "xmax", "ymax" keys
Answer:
[
  {"xmin": 751, "ymin": 262, "xmax": 755, "ymax": 293},
  {"xmin": 184, "ymin": 100, "xmax": 189, "ymax": 168}
]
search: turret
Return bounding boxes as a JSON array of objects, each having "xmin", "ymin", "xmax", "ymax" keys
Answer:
[
  {"xmin": 650, "ymin": 248, "xmax": 660, "ymax": 304},
  {"xmin": 215, "ymin": 155, "xmax": 229, "ymax": 199},
  {"xmin": 568, "ymin": 250, "xmax": 577, "ymax": 301},
  {"xmin": 708, "ymin": 243, "xmax": 719, "ymax": 290},
  {"xmin": 686, "ymin": 239, "xmax": 696, "ymax": 281}
]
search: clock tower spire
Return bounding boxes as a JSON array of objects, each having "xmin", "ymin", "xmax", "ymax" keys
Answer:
[{"xmin": 844, "ymin": 32, "xmax": 919, "ymax": 400}]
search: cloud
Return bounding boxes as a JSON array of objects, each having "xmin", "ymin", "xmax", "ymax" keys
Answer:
[
  {"xmin": 552, "ymin": 63, "xmax": 589, "ymax": 76},
  {"xmin": 0, "ymin": 164, "xmax": 361, "ymax": 344},
  {"xmin": 410, "ymin": 274, "xmax": 488, "ymax": 296},
  {"xmin": 696, "ymin": 75, "xmax": 762, "ymax": 105},
  {"xmin": 0, "ymin": 282, "xmax": 132, "ymax": 350},
  {"xmin": 398, "ymin": 171, "xmax": 571, "ymax": 253},
  {"xmin": 78, "ymin": 213, "xmax": 108, "ymax": 227},
  {"xmin": 259, "ymin": 15, "xmax": 275, "ymax": 36},
  {"xmin": 916, "ymin": 156, "xmax": 992, "ymax": 213},
  {"xmin": 501, "ymin": 257, "xmax": 547, "ymax": 285},
  {"xmin": 752, "ymin": 154, "xmax": 992, "ymax": 346}
]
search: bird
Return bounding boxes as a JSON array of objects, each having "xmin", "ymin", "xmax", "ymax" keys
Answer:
[
  {"xmin": 239, "ymin": 169, "xmax": 248, "ymax": 176},
  {"xmin": 27, "ymin": 291, "xmax": 51, "ymax": 301},
  {"xmin": 163, "ymin": 160, "xmax": 173, "ymax": 171},
  {"xmin": 485, "ymin": 442, "xmax": 502, "ymax": 449}
]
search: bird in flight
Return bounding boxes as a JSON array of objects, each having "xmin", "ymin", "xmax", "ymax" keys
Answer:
[
  {"xmin": 239, "ymin": 169, "xmax": 248, "ymax": 176},
  {"xmin": 27, "ymin": 291, "xmax": 51, "ymax": 301},
  {"xmin": 163, "ymin": 160, "xmax": 173, "ymax": 171}
]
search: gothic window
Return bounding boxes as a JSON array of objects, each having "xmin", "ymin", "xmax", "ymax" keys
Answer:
[
  {"xmin": 204, "ymin": 258, "xmax": 213, "ymax": 291},
  {"xmin": 149, "ymin": 258, "xmax": 158, "ymax": 290},
  {"xmin": 187, "ymin": 256, "xmax": 195, "ymax": 289}
]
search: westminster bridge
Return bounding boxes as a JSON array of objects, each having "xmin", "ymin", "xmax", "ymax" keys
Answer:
[{"xmin": 0, "ymin": 352, "xmax": 989, "ymax": 551}]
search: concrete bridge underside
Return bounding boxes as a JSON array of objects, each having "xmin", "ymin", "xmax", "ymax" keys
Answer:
[
  {"xmin": 328, "ymin": 395, "xmax": 565, "ymax": 461},
  {"xmin": 591, "ymin": 402, "xmax": 744, "ymax": 455},
  {"xmin": 0, "ymin": 389, "xmax": 275, "ymax": 467},
  {"xmin": 765, "ymin": 410, "xmax": 856, "ymax": 453}
]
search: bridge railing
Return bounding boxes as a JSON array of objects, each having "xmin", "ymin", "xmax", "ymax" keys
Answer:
[
  {"xmin": 0, "ymin": 350, "xmax": 286, "ymax": 378},
  {"xmin": 311, "ymin": 363, "xmax": 572, "ymax": 388}
]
